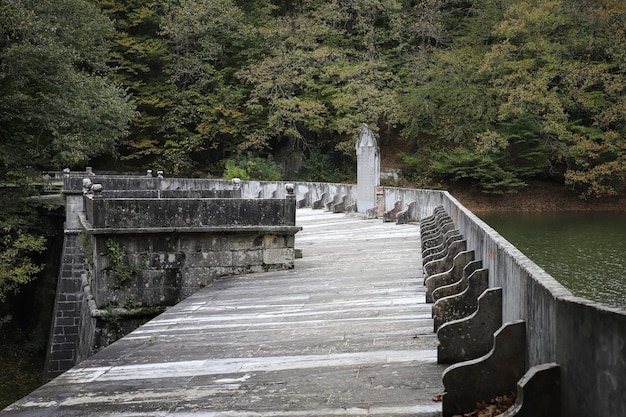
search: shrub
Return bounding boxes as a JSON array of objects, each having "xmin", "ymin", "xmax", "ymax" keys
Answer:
[{"xmin": 222, "ymin": 153, "xmax": 282, "ymax": 181}]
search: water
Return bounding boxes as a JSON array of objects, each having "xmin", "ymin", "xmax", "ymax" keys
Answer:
[{"xmin": 479, "ymin": 211, "xmax": 626, "ymax": 309}]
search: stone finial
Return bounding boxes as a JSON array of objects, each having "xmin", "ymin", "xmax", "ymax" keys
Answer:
[
  {"xmin": 157, "ymin": 170, "xmax": 164, "ymax": 179},
  {"xmin": 91, "ymin": 183, "xmax": 103, "ymax": 196},
  {"xmin": 63, "ymin": 168, "xmax": 71, "ymax": 178},
  {"xmin": 232, "ymin": 177, "xmax": 241, "ymax": 190},
  {"xmin": 356, "ymin": 123, "xmax": 377, "ymax": 150},
  {"xmin": 86, "ymin": 166, "xmax": 95, "ymax": 176},
  {"xmin": 147, "ymin": 170, "xmax": 153, "ymax": 177},
  {"xmin": 285, "ymin": 183, "xmax": 295, "ymax": 194},
  {"xmin": 82, "ymin": 178, "xmax": 93, "ymax": 194}
]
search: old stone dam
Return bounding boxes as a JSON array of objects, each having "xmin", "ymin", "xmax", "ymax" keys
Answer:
[{"xmin": 2, "ymin": 173, "xmax": 626, "ymax": 417}]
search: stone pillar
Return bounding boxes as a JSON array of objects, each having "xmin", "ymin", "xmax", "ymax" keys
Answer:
[
  {"xmin": 355, "ymin": 123, "xmax": 380, "ymax": 212},
  {"xmin": 285, "ymin": 183, "xmax": 296, "ymax": 226}
]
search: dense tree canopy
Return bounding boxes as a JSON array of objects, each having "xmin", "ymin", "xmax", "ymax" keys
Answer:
[
  {"xmin": 96, "ymin": 0, "xmax": 173, "ymax": 168},
  {"xmin": 147, "ymin": 0, "xmax": 625, "ymax": 196},
  {"xmin": 0, "ymin": 0, "xmax": 136, "ymax": 174},
  {"xmin": 1, "ymin": 0, "xmax": 624, "ymax": 193},
  {"xmin": 0, "ymin": 0, "xmax": 135, "ymax": 322},
  {"xmin": 401, "ymin": 0, "xmax": 626, "ymax": 197}
]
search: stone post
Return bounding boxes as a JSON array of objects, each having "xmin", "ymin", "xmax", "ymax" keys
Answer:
[
  {"xmin": 355, "ymin": 123, "xmax": 380, "ymax": 212},
  {"xmin": 285, "ymin": 183, "xmax": 296, "ymax": 226}
]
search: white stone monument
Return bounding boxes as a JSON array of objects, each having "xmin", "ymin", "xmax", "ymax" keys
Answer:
[{"xmin": 355, "ymin": 123, "xmax": 380, "ymax": 212}]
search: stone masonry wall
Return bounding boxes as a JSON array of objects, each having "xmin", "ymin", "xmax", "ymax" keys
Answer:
[
  {"xmin": 84, "ymin": 197, "xmax": 293, "ymax": 229},
  {"xmin": 90, "ymin": 231, "xmax": 296, "ymax": 310},
  {"xmin": 46, "ymin": 176, "xmax": 300, "ymax": 378},
  {"xmin": 43, "ymin": 232, "xmax": 87, "ymax": 381}
]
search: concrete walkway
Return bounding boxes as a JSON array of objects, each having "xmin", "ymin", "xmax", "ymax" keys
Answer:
[{"xmin": 3, "ymin": 209, "xmax": 445, "ymax": 416}]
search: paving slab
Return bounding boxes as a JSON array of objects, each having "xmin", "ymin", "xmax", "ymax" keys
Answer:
[{"xmin": 2, "ymin": 209, "xmax": 445, "ymax": 416}]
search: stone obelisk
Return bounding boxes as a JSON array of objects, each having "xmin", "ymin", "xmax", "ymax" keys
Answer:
[{"xmin": 355, "ymin": 123, "xmax": 380, "ymax": 212}]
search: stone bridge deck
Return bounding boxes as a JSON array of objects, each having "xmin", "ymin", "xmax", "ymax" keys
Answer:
[{"xmin": 3, "ymin": 209, "xmax": 445, "ymax": 417}]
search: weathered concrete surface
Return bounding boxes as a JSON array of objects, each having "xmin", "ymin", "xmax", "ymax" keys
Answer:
[
  {"xmin": 437, "ymin": 288, "xmax": 503, "ymax": 364},
  {"xmin": 3, "ymin": 208, "xmax": 445, "ymax": 417},
  {"xmin": 432, "ymin": 268, "xmax": 489, "ymax": 331},
  {"xmin": 501, "ymin": 363, "xmax": 561, "ymax": 417},
  {"xmin": 442, "ymin": 320, "xmax": 526, "ymax": 417},
  {"xmin": 425, "ymin": 250, "xmax": 473, "ymax": 303}
]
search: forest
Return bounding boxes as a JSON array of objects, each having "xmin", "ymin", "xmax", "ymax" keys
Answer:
[
  {"xmin": 2, "ymin": 0, "xmax": 625, "ymax": 194},
  {"xmin": 0, "ymin": 0, "xmax": 625, "ymax": 405}
]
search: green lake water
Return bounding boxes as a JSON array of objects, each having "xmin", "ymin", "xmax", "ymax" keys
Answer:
[{"xmin": 479, "ymin": 211, "xmax": 626, "ymax": 309}]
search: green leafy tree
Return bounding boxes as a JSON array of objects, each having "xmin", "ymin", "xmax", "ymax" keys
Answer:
[
  {"xmin": 400, "ymin": 0, "xmax": 625, "ymax": 196},
  {"xmin": 160, "ymin": 0, "xmax": 258, "ymax": 174},
  {"xmin": 481, "ymin": 0, "xmax": 626, "ymax": 197},
  {"xmin": 0, "ymin": 0, "xmax": 136, "ymax": 173},
  {"xmin": 237, "ymin": 0, "xmax": 410, "ymax": 155},
  {"xmin": 222, "ymin": 153, "xmax": 282, "ymax": 181},
  {"xmin": 0, "ymin": 0, "xmax": 135, "ymax": 330},
  {"xmin": 295, "ymin": 147, "xmax": 356, "ymax": 183},
  {"xmin": 0, "ymin": 230, "xmax": 46, "ymax": 305},
  {"xmin": 97, "ymin": 0, "xmax": 174, "ymax": 169},
  {"xmin": 427, "ymin": 115, "xmax": 547, "ymax": 194}
]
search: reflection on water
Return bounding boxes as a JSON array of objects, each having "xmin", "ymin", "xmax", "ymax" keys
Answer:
[{"xmin": 479, "ymin": 211, "xmax": 626, "ymax": 309}]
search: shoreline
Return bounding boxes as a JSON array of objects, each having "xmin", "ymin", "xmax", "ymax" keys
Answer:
[{"xmin": 447, "ymin": 181, "xmax": 626, "ymax": 213}]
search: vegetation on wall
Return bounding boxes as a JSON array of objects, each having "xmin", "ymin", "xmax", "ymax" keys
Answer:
[{"xmin": 103, "ymin": 238, "xmax": 143, "ymax": 286}]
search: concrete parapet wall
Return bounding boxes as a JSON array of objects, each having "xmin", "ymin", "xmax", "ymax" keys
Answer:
[
  {"xmin": 415, "ymin": 190, "xmax": 626, "ymax": 417},
  {"xmin": 63, "ymin": 175, "xmax": 356, "ymax": 207},
  {"xmin": 378, "ymin": 187, "xmax": 448, "ymax": 221},
  {"xmin": 64, "ymin": 175, "xmax": 233, "ymax": 194},
  {"xmin": 84, "ymin": 196, "xmax": 295, "ymax": 229},
  {"xmin": 99, "ymin": 189, "xmax": 241, "ymax": 198}
]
